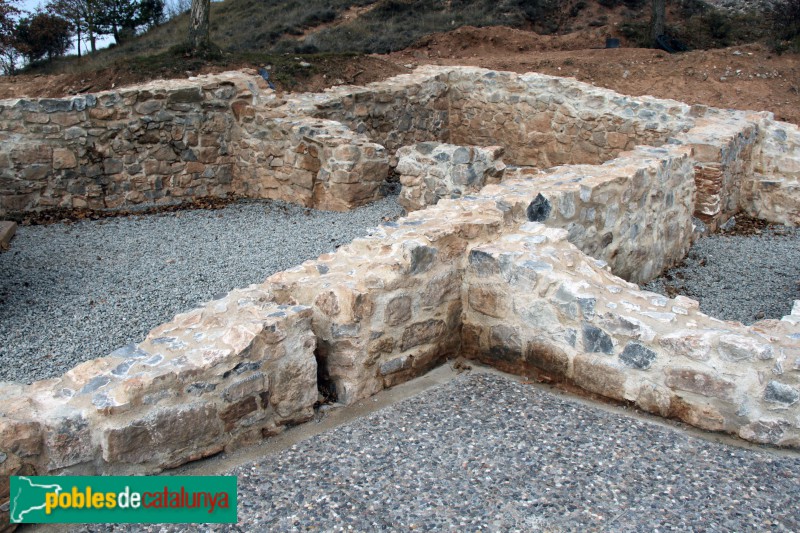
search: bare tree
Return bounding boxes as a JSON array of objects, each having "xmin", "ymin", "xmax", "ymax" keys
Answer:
[
  {"xmin": 650, "ymin": 0, "xmax": 666, "ymax": 46},
  {"xmin": 188, "ymin": 0, "xmax": 208, "ymax": 51}
]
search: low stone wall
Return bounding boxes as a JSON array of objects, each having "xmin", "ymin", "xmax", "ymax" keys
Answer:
[
  {"xmin": 2, "ymin": 65, "xmax": 798, "ymax": 223},
  {"xmin": 462, "ymin": 223, "xmax": 800, "ymax": 446},
  {"xmin": 0, "ymin": 72, "xmax": 255, "ymax": 215},
  {"xmin": 265, "ymin": 196, "xmax": 506, "ymax": 403},
  {"xmin": 301, "ymin": 71, "xmax": 451, "ymax": 156},
  {"xmin": 396, "ymin": 143, "xmax": 505, "ymax": 211},
  {"xmin": 675, "ymin": 108, "xmax": 762, "ymax": 230},
  {"xmin": 0, "ymin": 71, "xmax": 393, "ymax": 217},
  {"xmin": 0, "ymin": 287, "xmax": 317, "ymax": 482},
  {"xmin": 476, "ymin": 144, "xmax": 697, "ymax": 284},
  {"xmin": 234, "ymin": 116, "xmax": 389, "ymax": 211}
]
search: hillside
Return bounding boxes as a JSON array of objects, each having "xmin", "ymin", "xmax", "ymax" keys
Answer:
[{"xmin": 15, "ymin": 0, "xmax": 780, "ymax": 77}]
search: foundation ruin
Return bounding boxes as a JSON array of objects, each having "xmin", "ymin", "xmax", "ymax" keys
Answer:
[{"xmin": 1, "ymin": 66, "xmax": 800, "ymax": 523}]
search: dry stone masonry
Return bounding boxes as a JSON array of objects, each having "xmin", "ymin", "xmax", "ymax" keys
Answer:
[
  {"xmin": 396, "ymin": 143, "xmax": 505, "ymax": 211},
  {"xmin": 2, "ymin": 65, "xmax": 800, "ymax": 527}
]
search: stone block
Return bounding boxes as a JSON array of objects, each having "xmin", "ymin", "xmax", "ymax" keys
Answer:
[
  {"xmin": 664, "ymin": 367, "xmax": 735, "ymax": 400},
  {"xmin": 572, "ymin": 354, "xmax": 626, "ymax": 400},
  {"xmin": 0, "ymin": 221, "xmax": 16, "ymax": 251},
  {"xmin": 102, "ymin": 404, "xmax": 222, "ymax": 465}
]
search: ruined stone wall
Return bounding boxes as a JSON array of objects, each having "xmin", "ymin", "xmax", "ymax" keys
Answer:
[
  {"xmin": 0, "ymin": 285, "xmax": 317, "ymax": 484},
  {"xmin": 676, "ymin": 108, "xmax": 762, "ymax": 231},
  {"xmin": 0, "ymin": 72, "xmax": 260, "ymax": 217},
  {"xmin": 462, "ymin": 223, "xmax": 800, "ymax": 447},
  {"xmin": 265, "ymin": 198, "xmax": 506, "ymax": 403},
  {"xmin": 446, "ymin": 69, "xmax": 696, "ymax": 167},
  {"xmin": 298, "ymin": 71, "xmax": 451, "ymax": 155},
  {"xmin": 744, "ymin": 118, "xmax": 800, "ymax": 226},
  {"xmin": 477, "ymin": 144, "xmax": 697, "ymax": 284},
  {"xmin": 396, "ymin": 142, "xmax": 506, "ymax": 211},
  {"xmin": 0, "ymin": 71, "xmax": 392, "ymax": 217},
  {"xmin": 4, "ymin": 68, "xmax": 800, "ymax": 526},
  {"xmin": 233, "ymin": 115, "xmax": 389, "ymax": 211}
]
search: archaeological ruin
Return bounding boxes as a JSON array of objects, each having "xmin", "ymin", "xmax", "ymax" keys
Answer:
[{"xmin": 1, "ymin": 65, "xmax": 799, "ymax": 523}]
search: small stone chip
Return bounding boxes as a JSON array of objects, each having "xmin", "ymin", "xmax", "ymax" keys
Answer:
[
  {"xmin": 582, "ymin": 323, "xmax": 614, "ymax": 354},
  {"xmin": 619, "ymin": 342, "xmax": 658, "ymax": 370},
  {"xmin": 527, "ymin": 193, "xmax": 552, "ymax": 222},
  {"xmin": 764, "ymin": 381, "xmax": 800, "ymax": 406}
]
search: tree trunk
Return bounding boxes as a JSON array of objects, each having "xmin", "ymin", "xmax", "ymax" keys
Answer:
[
  {"xmin": 76, "ymin": 27, "xmax": 81, "ymax": 57},
  {"xmin": 189, "ymin": 0, "xmax": 210, "ymax": 51},
  {"xmin": 650, "ymin": 0, "xmax": 666, "ymax": 46}
]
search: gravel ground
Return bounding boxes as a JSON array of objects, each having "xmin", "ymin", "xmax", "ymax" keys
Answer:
[
  {"xmin": 643, "ymin": 224, "xmax": 800, "ymax": 324},
  {"xmin": 82, "ymin": 372, "xmax": 800, "ymax": 532},
  {"xmin": 0, "ymin": 197, "xmax": 404, "ymax": 384}
]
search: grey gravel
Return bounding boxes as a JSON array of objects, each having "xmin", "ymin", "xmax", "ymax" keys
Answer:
[
  {"xmin": 85, "ymin": 372, "xmax": 800, "ymax": 532},
  {"xmin": 0, "ymin": 197, "xmax": 404, "ymax": 384},
  {"xmin": 643, "ymin": 225, "xmax": 800, "ymax": 324}
]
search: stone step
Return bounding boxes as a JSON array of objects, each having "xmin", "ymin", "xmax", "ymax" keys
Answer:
[{"xmin": 0, "ymin": 220, "xmax": 16, "ymax": 251}]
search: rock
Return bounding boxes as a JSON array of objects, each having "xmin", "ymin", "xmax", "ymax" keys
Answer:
[
  {"xmin": 527, "ymin": 194, "xmax": 552, "ymax": 222},
  {"xmin": 489, "ymin": 325, "xmax": 522, "ymax": 362},
  {"xmin": 581, "ymin": 323, "xmax": 614, "ymax": 354},
  {"xmin": 718, "ymin": 334, "xmax": 774, "ymax": 361},
  {"xmin": 385, "ymin": 295, "xmax": 412, "ymax": 326},
  {"xmin": 659, "ymin": 330, "xmax": 715, "ymax": 361},
  {"xmin": 764, "ymin": 381, "xmax": 800, "ymax": 406},
  {"xmin": 572, "ymin": 355, "xmax": 626, "ymax": 400},
  {"xmin": 665, "ymin": 367, "xmax": 735, "ymax": 400},
  {"xmin": 102, "ymin": 404, "xmax": 222, "ymax": 465},
  {"xmin": 401, "ymin": 319, "xmax": 446, "ymax": 351},
  {"xmin": 0, "ymin": 221, "xmax": 16, "ymax": 251},
  {"xmin": 468, "ymin": 286, "xmax": 505, "ymax": 318},
  {"xmin": 619, "ymin": 342, "xmax": 657, "ymax": 369},
  {"xmin": 379, "ymin": 355, "xmax": 412, "ymax": 376},
  {"xmin": 720, "ymin": 216, "xmax": 736, "ymax": 231}
]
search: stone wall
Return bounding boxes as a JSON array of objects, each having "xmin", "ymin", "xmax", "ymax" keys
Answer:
[
  {"xmin": 396, "ymin": 143, "xmax": 505, "ymax": 211},
  {"xmin": 462, "ymin": 222, "xmax": 800, "ymax": 447},
  {"xmin": 0, "ymin": 72, "xmax": 255, "ymax": 216},
  {"xmin": 265, "ymin": 196, "xmax": 506, "ymax": 404},
  {"xmin": 300, "ymin": 71, "xmax": 451, "ymax": 156},
  {"xmin": 2, "ymin": 65, "xmax": 798, "ymax": 223},
  {"xmin": 675, "ymin": 108, "xmax": 762, "ymax": 231},
  {"xmin": 233, "ymin": 116, "xmax": 389, "ymax": 211},
  {"xmin": 0, "ymin": 285, "xmax": 317, "ymax": 501},
  {"xmin": 744, "ymin": 118, "xmax": 800, "ymax": 226},
  {"xmin": 475, "ymin": 144, "xmax": 697, "ymax": 284},
  {"xmin": 447, "ymin": 68, "xmax": 696, "ymax": 167},
  {"xmin": 0, "ymin": 71, "xmax": 394, "ymax": 217}
]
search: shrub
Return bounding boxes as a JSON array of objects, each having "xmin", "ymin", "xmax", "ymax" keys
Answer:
[{"xmin": 770, "ymin": 0, "xmax": 800, "ymax": 52}]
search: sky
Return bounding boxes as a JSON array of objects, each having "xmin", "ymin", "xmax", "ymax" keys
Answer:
[{"xmin": 16, "ymin": 0, "xmax": 115, "ymax": 54}]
